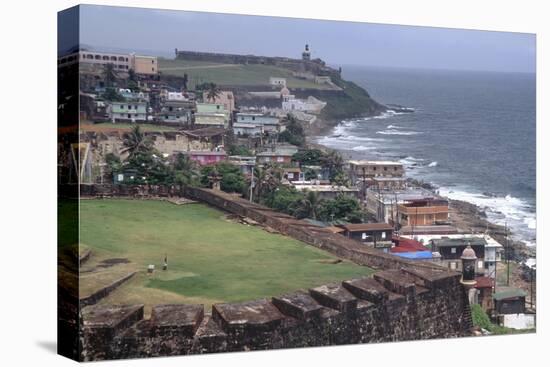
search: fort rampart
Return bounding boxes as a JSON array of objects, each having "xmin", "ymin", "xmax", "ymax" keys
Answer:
[{"xmin": 75, "ymin": 184, "xmax": 473, "ymax": 361}]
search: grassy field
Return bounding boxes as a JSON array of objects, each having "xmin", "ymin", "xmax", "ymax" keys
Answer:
[
  {"xmin": 79, "ymin": 199, "xmax": 373, "ymax": 313},
  {"xmin": 159, "ymin": 58, "xmax": 333, "ymax": 89}
]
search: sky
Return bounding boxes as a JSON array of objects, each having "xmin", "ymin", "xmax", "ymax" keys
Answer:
[{"xmin": 70, "ymin": 4, "xmax": 535, "ymax": 73}]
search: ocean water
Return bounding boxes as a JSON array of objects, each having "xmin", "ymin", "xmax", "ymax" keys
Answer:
[{"xmin": 318, "ymin": 65, "xmax": 536, "ymax": 246}]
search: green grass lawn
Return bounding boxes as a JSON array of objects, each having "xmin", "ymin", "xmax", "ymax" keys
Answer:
[
  {"xmin": 79, "ymin": 199, "xmax": 373, "ymax": 312},
  {"xmin": 159, "ymin": 58, "xmax": 333, "ymax": 89}
]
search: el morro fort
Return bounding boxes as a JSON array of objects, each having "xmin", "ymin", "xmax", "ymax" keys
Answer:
[{"xmin": 61, "ymin": 185, "xmax": 474, "ymax": 361}]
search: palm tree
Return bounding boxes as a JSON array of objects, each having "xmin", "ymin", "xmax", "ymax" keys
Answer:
[
  {"xmin": 297, "ymin": 191, "xmax": 322, "ymax": 220},
  {"xmin": 120, "ymin": 125, "xmax": 152, "ymax": 158},
  {"xmin": 104, "ymin": 63, "xmax": 117, "ymax": 88},
  {"xmin": 252, "ymin": 164, "xmax": 282, "ymax": 202},
  {"xmin": 206, "ymin": 82, "xmax": 221, "ymax": 103},
  {"xmin": 173, "ymin": 153, "xmax": 199, "ymax": 186},
  {"xmin": 321, "ymin": 150, "xmax": 344, "ymax": 181}
]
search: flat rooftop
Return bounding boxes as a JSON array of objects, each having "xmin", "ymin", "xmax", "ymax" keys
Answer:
[{"xmin": 349, "ymin": 160, "xmax": 403, "ymax": 166}]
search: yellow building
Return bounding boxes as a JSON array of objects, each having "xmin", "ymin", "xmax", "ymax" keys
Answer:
[{"xmin": 131, "ymin": 54, "xmax": 158, "ymax": 75}]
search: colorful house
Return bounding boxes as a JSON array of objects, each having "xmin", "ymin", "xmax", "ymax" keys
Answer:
[{"xmin": 183, "ymin": 150, "xmax": 227, "ymax": 166}]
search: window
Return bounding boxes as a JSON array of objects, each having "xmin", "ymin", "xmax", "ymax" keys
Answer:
[
  {"xmin": 128, "ymin": 105, "xmax": 132, "ymax": 110},
  {"xmin": 152, "ymin": 59, "xmax": 155, "ymax": 64},
  {"xmin": 120, "ymin": 105, "xmax": 124, "ymax": 109},
  {"xmin": 450, "ymin": 262, "xmax": 457, "ymax": 270},
  {"xmin": 381, "ymin": 232, "xmax": 386, "ymax": 239},
  {"xmin": 252, "ymin": 116, "xmax": 256, "ymax": 121},
  {"xmin": 134, "ymin": 106, "xmax": 138, "ymax": 110},
  {"xmin": 111, "ymin": 56, "xmax": 117, "ymax": 61},
  {"xmin": 478, "ymin": 260, "xmax": 484, "ymax": 268},
  {"xmin": 384, "ymin": 167, "xmax": 388, "ymax": 171},
  {"xmin": 152, "ymin": 67, "xmax": 155, "ymax": 72},
  {"xmin": 394, "ymin": 167, "xmax": 398, "ymax": 171},
  {"xmin": 451, "ymin": 247, "xmax": 456, "ymax": 254},
  {"xmin": 127, "ymin": 114, "xmax": 131, "ymax": 119},
  {"xmin": 373, "ymin": 167, "xmax": 377, "ymax": 171},
  {"xmin": 103, "ymin": 56, "xmax": 109, "ymax": 60}
]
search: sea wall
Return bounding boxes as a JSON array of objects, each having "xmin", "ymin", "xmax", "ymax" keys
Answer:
[{"xmin": 80, "ymin": 267, "xmax": 472, "ymax": 361}]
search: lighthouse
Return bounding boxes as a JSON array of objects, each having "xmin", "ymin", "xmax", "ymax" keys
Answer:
[{"xmin": 302, "ymin": 44, "xmax": 311, "ymax": 61}]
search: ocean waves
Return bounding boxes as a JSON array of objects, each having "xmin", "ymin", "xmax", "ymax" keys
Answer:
[
  {"xmin": 438, "ymin": 187, "xmax": 536, "ymax": 246},
  {"xmin": 376, "ymin": 129, "xmax": 422, "ymax": 136}
]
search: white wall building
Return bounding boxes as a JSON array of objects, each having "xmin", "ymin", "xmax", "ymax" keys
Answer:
[{"xmin": 282, "ymin": 95, "xmax": 326, "ymax": 114}]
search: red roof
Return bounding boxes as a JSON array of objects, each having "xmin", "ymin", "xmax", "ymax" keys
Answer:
[
  {"xmin": 390, "ymin": 237, "xmax": 429, "ymax": 253},
  {"xmin": 339, "ymin": 223, "xmax": 394, "ymax": 232}
]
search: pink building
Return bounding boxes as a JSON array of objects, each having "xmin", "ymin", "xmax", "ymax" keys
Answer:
[{"xmin": 185, "ymin": 151, "xmax": 227, "ymax": 166}]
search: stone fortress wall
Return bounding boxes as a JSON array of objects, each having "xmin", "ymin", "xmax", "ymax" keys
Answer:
[
  {"xmin": 175, "ymin": 49, "xmax": 342, "ymax": 79},
  {"xmin": 76, "ymin": 184, "xmax": 473, "ymax": 361}
]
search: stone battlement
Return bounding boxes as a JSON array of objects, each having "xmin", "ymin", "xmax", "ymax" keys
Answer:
[
  {"xmin": 80, "ymin": 268, "xmax": 472, "ymax": 361},
  {"xmin": 75, "ymin": 184, "xmax": 472, "ymax": 361}
]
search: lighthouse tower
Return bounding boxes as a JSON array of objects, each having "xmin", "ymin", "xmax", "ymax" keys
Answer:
[{"xmin": 302, "ymin": 44, "xmax": 311, "ymax": 61}]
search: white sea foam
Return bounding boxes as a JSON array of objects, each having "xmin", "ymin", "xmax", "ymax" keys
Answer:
[
  {"xmin": 427, "ymin": 161, "xmax": 438, "ymax": 167},
  {"xmin": 437, "ymin": 187, "xmax": 536, "ymax": 246},
  {"xmin": 376, "ymin": 129, "xmax": 422, "ymax": 136},
  {"xmin": 351, "ymin": 146, "xmax": 375, "ymax": 151},
  {"xmin": 399, "ymin": 156, "xmax": 425, "ymax": 166},
  {"xmin": 387, "ymin": 124, "xmax": 401, "ymax": 129}
]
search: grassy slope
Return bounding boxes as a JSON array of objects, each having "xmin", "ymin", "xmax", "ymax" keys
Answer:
[
  {"xmin": 159, "ymin": 58, "xmax": 332, "ymax": 89},
  {"xmin": 319, "ymin": 76, "xmax": 387, "ymax": 122},
  {"xmin": 79, "ymin": 200, "xmax": 373, "ymax": 311},
  {"xmin": 471, "ymin": 304, "xmax": 534, "ymax": 335}
]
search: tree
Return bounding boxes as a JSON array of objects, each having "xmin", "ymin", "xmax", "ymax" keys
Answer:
[
  {"xmin": 200, "ymin": 162, "xmax": 246, "ymax": 194},
  {"xmin": 172, "ymin": 153, "xmax": 199, "ymax": 186},
  {"xmin": 128, "ymin": 68, "xmax": 137, "ymax": 82},
  {"xmin": 102, "ymin": 87, "xmax": 125, "ymax": 102},
  {"xmin": 303, "ymin": 168, "xmax": 318, "ymax": 181},
  {"xmin": 228, "ymin": 145, "xmax": 253, "ymax": 156},
  {"xmin": 263, "ymin": 186, "xmax": 304, "ymax": 216},
  {"xmin": 320, "ymin": 149, "xmax": 345, "ymax": 182},
  {"xmin": 278, "ymin": 114, "xmax": 305, "ymax": 146},
  {"xmin": 205, "ymin": 82, "xmax": 221, "ymax": 103},
  {"xmin": 120, "ymin": 125, "xmax": 154, "ymax": 158},
  {"xmin": 127, "ymin": 69, "xmax": 138, "ymax": 91},
  {"xmin": 318, "ymin": 194, "xmax": 362, "ymax": 223},
  {"xmin": 294, "ymin": 191, "xmax": 322, "ymax": 220},
  {"xmin": 292, "ymin": 149, "xmax": 324, "ymax": 166},
  {"xmin": 104, "ymin": 153, "xmax": 122, "ymax": 181},
  {"xmin": 251, "ymin": 164, "xmax": 283, "ymax": 203},
  {"xmin": 182, "ymin": 73, "xmax": 189, "ymax": 91},
  {"xmin": 104, "ymin": 63, "xmax": 118, "ymax": 88}
]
